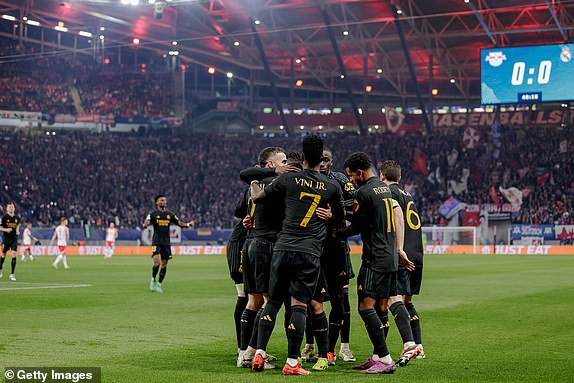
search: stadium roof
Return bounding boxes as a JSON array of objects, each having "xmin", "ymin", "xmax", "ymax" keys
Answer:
[{"xmin": 2, "ymin": 0, "xmax": 574, "ymax": 102}]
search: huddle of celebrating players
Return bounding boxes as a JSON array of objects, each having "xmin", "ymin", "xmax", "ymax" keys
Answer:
[{"xmin": 226, "ymin": 135, "xmax": 425, "ymax": 375}]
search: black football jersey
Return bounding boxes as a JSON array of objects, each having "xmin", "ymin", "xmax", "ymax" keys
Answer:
[
  {"xmin": 1, "ymin": 214, "xmax": 20, "ymax": 242},
  {"xmin": 251, "ymin": 176, "xmax": 284, "ymax": 241},
  {"xmin": 389, "ymin": 183, "xmax": 423, "ymax": 266},
  {"xmin": 263, "ymin": 169, "xmax": 344, "ymax": 257},
  {"xmin": 351, "ymin": 177, "xmax": 397, "ymax": 273},
  {"xmin": 146, "ymin": 210, "xmax": 179, "ymax": 245}
]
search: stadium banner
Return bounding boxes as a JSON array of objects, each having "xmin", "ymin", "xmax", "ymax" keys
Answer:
[
  {"xmin": 255, "ymin": 109, "xmax": 570, "ymax": 130},
  {"xmin": 511, "ymin": 224, "xmax": 555, "ymax": 240},
  {"xmin": 19, "ymin": 245, "xmax": 226, "ymax": 256},
  {"xmin": 432, "ymin": 109, "xmax": 564, "ymax": 128},
  {"xmin": 54, "ymin": 114, "xmax": 77, "ymax": 123},
  {"xmin": 17, "ymin": 245, "xmax": 574, "ymax": 256},
  {"xmin": 0, "ymin": 109, "xmax": 42, "ymax": 122},
  {"xmin": 424, "ymin": 245, "xmax": 574, "ymax": 255}
]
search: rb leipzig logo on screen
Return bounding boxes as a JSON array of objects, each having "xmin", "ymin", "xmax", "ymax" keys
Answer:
[{"xmin": 485, "ymin": 51, "xmax": 507, "ymax": 67}]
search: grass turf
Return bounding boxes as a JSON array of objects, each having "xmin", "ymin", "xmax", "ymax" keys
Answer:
[{"xmin": 1, "ymin": 253, "xmax": 573, "ymax": 382}]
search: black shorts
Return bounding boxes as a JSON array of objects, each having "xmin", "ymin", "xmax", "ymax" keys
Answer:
[
  {"xmin": 151, "ymin": 244, "xmax": 172, "ymax": 261},
  {"xmin": 396, "ymin": 266, "xmax": 423, "ymax": 296},
  {"xmin": 1, "ymin": 240, "xmax": 18, "ymax": 254},
  {"xmin": 322, "ymin": 241, "xmax": 350, "ymax": 286},
  {"xmin": 269, "ymin": 250, "xmax": 321, "ymax": 304},
  {"xmin": 226, "ymin": 239, "xmax": 245, "ymax": 284},
  {"xmin": 313, "ymin": 270, "xmax": 330, "ymax": 302},
  {"xmin": 357, "ymin": 266, "xmax": 397, "ymax": 300},
  {"xmin": 243, "ymin": 238, "xmax": 274, "ymax": 294}
]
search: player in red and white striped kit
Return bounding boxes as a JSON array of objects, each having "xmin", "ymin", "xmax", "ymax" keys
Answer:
[
  {"xmin": 104, "ymin": 222, "xmax": 118, "ymax": 259},
  {"xmin": 21, "ymin": 223, "xmax": 37, "ymax": 262},
  {"xmin": 50, "ymin": 218, "xmax": 70, "ymax": 269}
]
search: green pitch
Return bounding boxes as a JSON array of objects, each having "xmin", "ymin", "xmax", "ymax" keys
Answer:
[{"xmin": 1, "ymin": 254, "xmax": 573, "ymax": 382}]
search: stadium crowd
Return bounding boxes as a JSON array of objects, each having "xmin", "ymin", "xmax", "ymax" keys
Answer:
[
  {"xmin": 0, "ymin": 124, "xmax": 572, "ymax": 228},
  {"xmin": 0, "ymin": 40, "xmax": 174, "ymax": 118}
]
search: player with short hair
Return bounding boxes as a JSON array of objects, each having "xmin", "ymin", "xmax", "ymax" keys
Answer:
[
  {"xmin": 21, "ymin": 223, "xmax": 37, "ymax": 262},
  {"xmin": 237, "ymin": 147, "xmax": 287, "ymax": 370},
  {"xmin": 104, "ymin": 222, "xmax": 118, "ymax": 259},
  {"xmin": 380, "ymin": 160, "xmax": 426, "ymax": 362},
  {"xmin": 250, "ymin": 135, "xmax": 345, "ymax": 375},
  {"xmin": 0, "ymin": 202, "xmax": 21, "ymax": 281},
  {"xmin": 50, "ymin": 217, "xmax": 70, "ymax": 270},
  {"xmin": 143, "ymin": 195, "xmax": 192, "ymax": 293},
  {"xmin": 338, "ymin": 152, "xmax": 414, "ymax": 374},
  {"xmin": 302, "ymin": 147, "xmax": 357, "ymax": 365}
]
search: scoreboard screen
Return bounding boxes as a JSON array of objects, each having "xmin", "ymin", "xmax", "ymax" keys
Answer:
[{"xmin": 481, "ymin": 44, "xmax": 574, "ymax": 104}]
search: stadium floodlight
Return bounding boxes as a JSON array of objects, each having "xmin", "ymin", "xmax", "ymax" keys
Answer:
[
  {"xmin": 377, "ymin": 68, "xmax": 383, "ymax": 74},
  {"xmin": 168, "ymin": 50, "xmax": 179, "ymax": 56},
  {"xmin": 259, "ymin": 125, "xmax": 264, "ymax": 130},
  {"xmin": 339, "ymin": 125, "xmax": 344, "ymax": 130},
  {"xmin": 279, "ymin": 125, "xmax": 284, "ymax": 130},
  {"xmin": 295, "ymin": 58, "xmax": 302, "ymax": 64},
  {"xmin": 26, "ymin": 20, "xmax": 40, "ymax": 26},
  {"xmin": 343, "ymin": 30, "xmax": 349, "ymax": 36},
  {"xmin": 79, "ymin": 31, "xmax": 92, "ymax": 38},
  {"xmin": 172, "ymin": 41, "xmax": 178, "ymax": 46},
  {"xmin": 450, "ymin": 78, "xmax": 456, "ymax": 84},
  {"xmin": 254, "ymin": 19, "xmax": 261, "ymax": 25},
  {"xmin": 300, "ymin": 125, "xmax": 305, "ymax": 130},
  {"xmin": 374, "ymin": 125, "xmax": 379, "ymax": 129},
  {"xmin": 99, "ymin": 35, "xmax": 105, "ymax": 40},
  {"xmin": 55, "ymin": 25, "xmax": 68, "ymax": 32},
  {"xmin": 234, "ymin": 41, "xmax": 240, "ymax": 47},
  {"xmin": 2, "ymin": 15, "xmax": 16, "ymax": 21},
  {"xmin": 226, "ymin": 72, "xmax": 233, "ymax": 78},
  {"xmin": 340, "ymin": 74, "xmax": 345, "ymax": 79}
]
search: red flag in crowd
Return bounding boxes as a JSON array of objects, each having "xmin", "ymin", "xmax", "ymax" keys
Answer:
[
  {"xmin": 413, "ymin": 149, "xmax": 429, "ymax": 176},
  {"xmin": 537, "ymin": 172, "xmax": 550, "ymax": 185},
  {"xmin": 490, "ymin": 185, "xmax": 501, "ymax": 208}
]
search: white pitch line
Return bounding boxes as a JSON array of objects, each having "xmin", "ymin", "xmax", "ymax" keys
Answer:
[{"xmin": 0, "ymin": 283, "xmax": 93, "ymax": 291}]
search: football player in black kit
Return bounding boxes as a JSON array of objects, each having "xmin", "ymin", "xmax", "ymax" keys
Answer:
[
  {"xmin": 227, "ymin": 195, "xmax": 248, "ymax": 360},
  {"xmin": 143, "ymin": 195, "xmax": 193, "ymax": 293},
  {"xmin": 380, "ymin": 160, "xmax": 426, "ymax": 362},
  {"xmin": 249, "ymin": 135, "xmax": 345, "ymax": 375},
  {"xmin": 0, "ymin": 202, "xmax": 21, "ymax": 281},
  {"xmin": 302, "ymin": 147, "xmax": 358, "ymax": 364},
  {"xmin": 337, "ymin": 152, "xmax": 414, "ymax": 375},
  {"xmin": 237, "ymin": 147, "xmax": 286, "ymax": 370}
]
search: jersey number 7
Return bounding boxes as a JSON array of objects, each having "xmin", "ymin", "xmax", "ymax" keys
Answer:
[{"xmin": 299, "ymin": 192, "xmax": 321, "ymax": 227}]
